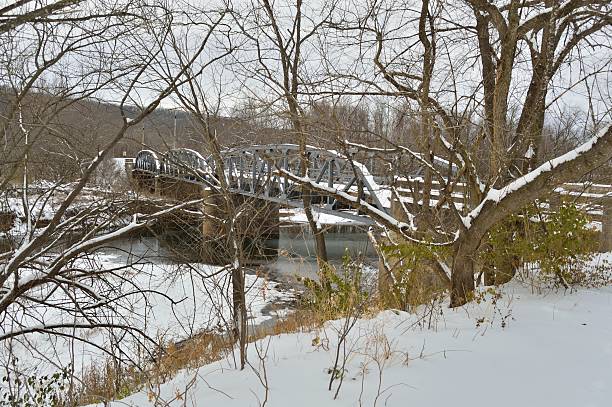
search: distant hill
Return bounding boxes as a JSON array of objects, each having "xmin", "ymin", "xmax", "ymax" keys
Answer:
[{"xmin": 0, "ymin": 88, "xmax": 288, "ymax": 181}]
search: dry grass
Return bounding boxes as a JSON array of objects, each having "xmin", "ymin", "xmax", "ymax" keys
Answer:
[
  {"xmin": 71, "ymin": 308, "xmax": 329, "ymax": 406},
  {"xmin": 72, "ymin": 260, "xmax": 388, "ymax": 406},
  {"xmin": 75, "ymin": 360, "xmax": 141, "ymax": 405}
]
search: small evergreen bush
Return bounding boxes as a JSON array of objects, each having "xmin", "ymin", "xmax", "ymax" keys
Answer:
[
  {"xmin": 482, "ymin": 203, "xmax": 602, "ymax": 287},
  {"xmin": 1, "ymin": 367, "xmax": 70, "ymax": 407},
  {"xmin": 381, "ymin": 242, "xmax": 448, "ymax": 310}
]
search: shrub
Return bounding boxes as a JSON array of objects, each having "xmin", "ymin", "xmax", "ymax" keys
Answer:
[
  {"xmin": 1, "ymin": 367, "xmax": 70, "ymax": 407},
  {"xmin": 482, "ymin": 203, "xmax": 600, "ymax": 287},
  {"xmin": 381, "ymin": 242, "xmax": 448, "ymax": 311},
  {"xmin": 300, "ymin": 253, "xmax": 370, "ymax": 320}
]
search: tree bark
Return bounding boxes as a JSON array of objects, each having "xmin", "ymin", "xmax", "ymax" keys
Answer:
[
  {"xmin": 232, "ymin": 267, "xmax": 247, "ymax": 369},
  {"xmin": 450, "ymin": 245, "xmax": 477, "ymax": 308},
  {"xmin": 475, "ymin": 11, "xmax": 496, "ymax": 139}
]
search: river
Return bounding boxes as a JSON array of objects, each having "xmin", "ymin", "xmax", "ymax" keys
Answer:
[{"xmin": 98, "ymin": 223, "xmax": 378, "ymax": 286}]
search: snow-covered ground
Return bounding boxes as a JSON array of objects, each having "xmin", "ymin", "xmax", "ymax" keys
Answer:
[
  {"xmin": 0, "ymin": 183, "xmax": 122, "ymax": 236},
  {"xmin": 88, "ymin": 253, "xmax": 612, "ymax": 407},
  {"xmin": 1, "ymin": 247, "xmax": 295, "ymax": 379}
]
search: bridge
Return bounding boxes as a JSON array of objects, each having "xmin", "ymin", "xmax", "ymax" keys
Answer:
[
  {"xmin": 130, "ymin": 145, "xmax": 612, "ymax": 253},
  {"xmin": 132, "ymin": 145, "xmax": 388, "ymax": 224}
]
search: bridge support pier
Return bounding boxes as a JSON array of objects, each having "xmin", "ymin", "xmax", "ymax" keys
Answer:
[
  {"xmin": 156, "ymin": 177, "xmax": 203, "ymax": 200},
  {"xmin": 201, "ymin": 189, "xmax": 280, "ymax": 265}
]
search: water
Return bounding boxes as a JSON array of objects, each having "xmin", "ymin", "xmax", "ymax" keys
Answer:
[
  {"xmin": 1, "ymin": 220, "xmax": 378, "ymax": 284},
  {"xmin": 275, "ymin": 227, "xmax": 376, "ymax": 259},
  {"xmin": 263, "ymin": 227, "xmax": 377, "ymax": 282},
  {"xmin": 101, "ymin": 225, "xmax": 379, "ymax": 283}
]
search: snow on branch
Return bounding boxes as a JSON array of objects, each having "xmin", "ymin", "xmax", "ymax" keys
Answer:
[
  {"xmin": 343, "ymin": 140, "xmax": 398, "ymax": 153},
  {"xmin": 278, "ymin": 169, "xmax": 454, "ymax": 246},
  {"xmin": 279, "ymin": 169, "xmax": 411, "ymax": 230},
  {"xmin": 462, "ymin": 124, "xmax": 612, "ymax": 229}
]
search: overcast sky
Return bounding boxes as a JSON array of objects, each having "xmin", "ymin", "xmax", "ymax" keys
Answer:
[{"xmin": 2, "ymin": 0, "xmax": 610, "ymax": 132}]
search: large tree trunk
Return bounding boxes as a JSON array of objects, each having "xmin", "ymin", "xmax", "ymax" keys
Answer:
[
  {"xmin": 450, "ymin": 233, "xmax": 480, "ymax": 307},
  {"xmin": 451, "ymin": 252, "xmax": 476, "ymax": 308}
]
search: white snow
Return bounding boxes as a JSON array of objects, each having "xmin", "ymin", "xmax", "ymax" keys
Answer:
[
  {"xmin": 87, "ymin": 253, "xmax": 612, "ymax": 407},
  {"xmin": 1, "ymin": 249, "xmax": 295, "ymax": 378},
  {"xmin": 282, "ymin": 208, "xmax": 366, "ymax": 225}
]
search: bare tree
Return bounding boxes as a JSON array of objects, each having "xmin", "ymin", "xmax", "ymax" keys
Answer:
[
  {"xmin": 0, "ymin": 0, "xmax": 232, "ymax": 399},
  {"xmin": 230, "ymin": 0, "xmax": 340, "ymax": 275},
  {"xmin": 267, "ymin": 0, "xmax": 612, "ymax": 306}
]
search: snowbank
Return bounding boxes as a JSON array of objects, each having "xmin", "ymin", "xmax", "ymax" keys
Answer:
[{"xmin": 87, "ymin": 258, "xmax": 612, "ymax": 406}]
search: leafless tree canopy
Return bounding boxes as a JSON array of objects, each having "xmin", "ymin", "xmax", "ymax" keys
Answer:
[{"xmin": 0, "ymin": 0, "xmax": 610, "ymax": 402}]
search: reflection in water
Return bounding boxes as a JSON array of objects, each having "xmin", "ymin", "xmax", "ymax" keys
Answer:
[
  {"xmin": 265, "ymin": 227, "xmax": 377, "ymax": 281},
  {"xmin": 101, "ymin": 225, "xmax": 378, "ymax": 282},
  {"xmin": 276, "ymin": 227, "xmax": 376, "ymax": 259},
  {"xmin": 2, "ymin": 221, "xmax": 378, "ymax": 285}
]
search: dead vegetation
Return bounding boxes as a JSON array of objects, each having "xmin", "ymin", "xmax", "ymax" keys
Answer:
[{"xmin": 71, "ymin": 307, "xmax": 326, "ymax": 405}]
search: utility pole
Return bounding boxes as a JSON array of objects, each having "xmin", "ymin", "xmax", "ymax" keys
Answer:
[{"xmin": 173, "ymin": 112, "xmax": 177, "ymax": 149}]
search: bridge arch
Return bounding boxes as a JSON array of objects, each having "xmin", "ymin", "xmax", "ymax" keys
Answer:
[
  {"xmin": 134, "ymin": 150, "xmax": 160, "ymax": 173},
  {"xmin": 221, "ymin": 144, "xmax": 384, "ymax": 210},
  {"xmin": 161, "ymin": 148, "xmax": 212, "ymax": 181},
  {"xmin": 132, "ymin": 144, "xmax": 386, "ymax": 219}
]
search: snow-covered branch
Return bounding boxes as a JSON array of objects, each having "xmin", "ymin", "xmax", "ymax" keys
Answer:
[{"xmin": 463, "ymin": 124, "xmax": 612, "ymax": 230}]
